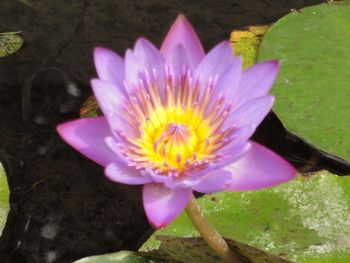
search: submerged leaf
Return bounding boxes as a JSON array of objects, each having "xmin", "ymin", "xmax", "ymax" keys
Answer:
[{"xmin": 140, "ymin": 235, "xmax": 292, "ymax": 263}]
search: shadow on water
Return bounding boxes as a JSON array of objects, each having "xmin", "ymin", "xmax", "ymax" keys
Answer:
[{"xmin": 1, "ymin": 0, "xmax": 346, "ymax": 262}]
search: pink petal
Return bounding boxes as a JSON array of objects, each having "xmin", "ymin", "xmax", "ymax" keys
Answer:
[
  {"xmin": 224, "ymin": 142, "xmax": 297, "ymax": 191},
  {"xmin": 143, "ymin": 183, "xmax": 192, "ymax": 228},
  {"xmin": 57, "ymin": 117, "xmax": 116, "ymax": 167},
  {"xmin": 91, "ymin": 78, "xmax": 136, "ymax": 137},
  {"xmin": 223, "ymin": 95, "xmax": 274, "ymax": 130},
  {"xmin": 105, "ymin": 162, "xmax": 152, "ymax": 185},
  {"xmin": 234, "ymin": 61, "xmax": 279, "ymax": 108},
  {"xmin": 161, "ymin": 14, "xmax": 205, "ymax": 68},
  {"xmin": 93, "ymin": 47, "xmax": 126, "ymax": 96},
  {"xmin": 192, "ymin": 169, "xmax": 234, "ymax": 194},
  {"xmin": 195, "ymin": 41, "xmax": 236, "ymax": 91}
]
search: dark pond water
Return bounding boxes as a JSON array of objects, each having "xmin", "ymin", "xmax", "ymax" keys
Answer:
[{"xmin": 2, "ymin": 0, "xmax": 349, "ymax": 262}]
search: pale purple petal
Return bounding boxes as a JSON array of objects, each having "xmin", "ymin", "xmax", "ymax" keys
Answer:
[
  {"xmin": 105, "ymin": 162, "xmax": 152, "ymax": 185},
  {"xmin": 143, "ymin": 183, "xmax": 192, "ymax": 228},
  {"xmin": 124, "ymin": 49, "xmax": 138, "ymax": 90},
  {"xmin": 223, "ymin": 95, "xmax": 274, "ymax": 130},
  {"xmin": 57, "ymin": 117, "xmax": 116, "ymax": 167},
  {"xmin": 234, "ymin": 61, "xmax": 279, "ymax": 108},
  {"xmin": 141, "ymin": 168, "xmax": 173, "ymax": 184},
  {"xmin": 93, "ymin": 47, "xmax": 126, "ymax": 96},
  {"xmin": 220, "ymin": 125, "xmax": 256, "ymax": 153},
  {"xmin": 91, "ymin": 78, "xmax": 136, "ymax": 137},
  {"xmin": 91, "ymin": 78, "xmax": 124, "ymax": 114},
  {"xmin": 224, "ymin": 142, "xmax": 297, "ymax": 191},
  {"xmin": 217, "ymin": 125, "xmax": 256, "ymax": 166},
  {"xmin": 165, "ymin": 44, "xmax": 194, "ymax": 77},
  {"xmin": 125, "ymin": 38, "xmax": 165, "ymax": 94},
  {"xmin": 104, "ymin": 136, "xmax": 130, "ymax": 164},
  {"xmin": 209, "ymin": 143, "xmax": 252, "ymax": 173},
  {"xmin": 214, "ymin": 56, "xmax": 243, "ymax": 96},
  {"xmin": 161, "ymin": 14, "xmax": 205, "ymax": 68},
  {"xmin": 195, "ymin": 41, "xmax": 236, "ymax": 91},
  {"xmin": 192, "ymin": 169, "xmax": 234, "ymax": 194},
  {"xmin": 205, "ymin": 57, "xmax": 243, "ymax": 115}
]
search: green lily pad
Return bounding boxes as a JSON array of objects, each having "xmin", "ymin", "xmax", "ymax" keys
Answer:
[
  {"xmin": 257, "ymin": 2, "xmax": 350, "ymax": 162},
  {"xmin": 74, "ymin": 250, "xmax": 164, "ymax": 263},
  {"xmin": 0, "ymin": 162, "xmax": 10, "ymax": 236},
  {"xmin": 0, "ymin": 31, "xmax": 23, "ymax": 58},
  {"xmin": 141, "ymin": 172, "xmax": 350, "ymax": 262}
]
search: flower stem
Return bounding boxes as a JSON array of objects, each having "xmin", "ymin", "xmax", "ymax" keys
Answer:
[{"xmin": 185, "ymin": 195, "xmax": 242, "ymax": 263}]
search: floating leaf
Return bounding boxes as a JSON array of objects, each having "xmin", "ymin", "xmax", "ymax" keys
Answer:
[
  {"xmin": 141, "ymin": 171, "xmax": 350, "ymax": 262},
  {"xmin": 0, "ymin": 162, "xmax": 10, "ymax": 236},
  {"xmin": 0, "ymin": 32, "xmax": 23, "ymax": 57},
  {"xmin": 258, "ymin": 2, "xmax": 350, "ymax": 162},
  {"xmin": 230, "ymin": 25, "xmax": 270, "ymax": 69}
]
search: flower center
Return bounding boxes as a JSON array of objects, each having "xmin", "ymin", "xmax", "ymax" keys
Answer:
[
  {"xmin": 119, "ymin": 66, "xmax": 235, "ymax": 176},
  {"xmin": 154, "ymin": 123, "xmax": 198, "ymax": 165},
  {"xmin": 138, "ymin": 106, "xmax": 211, "ymax": 174}
]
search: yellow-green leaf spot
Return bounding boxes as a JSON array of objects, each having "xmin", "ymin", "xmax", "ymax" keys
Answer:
[
  {"xmin": 230, "ymin": 25, "xmax": 270, "ymax": 69},
  {"xmin": 0, "ymin": 162, "xmax": 10, "ymax": 237}
]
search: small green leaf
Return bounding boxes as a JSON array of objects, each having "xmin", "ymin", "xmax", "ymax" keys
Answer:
[
  {"xmin": 141, "ymin": 172, "xmax": 350, "ymax": 262},
  {"xmin": 0, "ymin": 162, "xmax": 10, "ymax": 236},
  {"xmin": 258, "ymin": 2, "xmax": 350, "ymax": 162},
  {"xmin": 0, "ymin": 32, "xmax": 23, "ymax": 57}
]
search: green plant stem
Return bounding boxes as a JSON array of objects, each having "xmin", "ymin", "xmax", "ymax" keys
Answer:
[{"xmin": 185, "ymin": 195, "xmax": 242, "ymax": 263}]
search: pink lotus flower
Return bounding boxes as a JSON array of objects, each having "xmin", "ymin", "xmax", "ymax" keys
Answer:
[{"xmin": 57, "ymin": 15, "xmax": 297, "ymax": 228}]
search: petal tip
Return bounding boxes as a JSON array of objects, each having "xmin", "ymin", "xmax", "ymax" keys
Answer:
[
  {"xmin": 173, "ymin": 13, "xmax": 192, "ymax": 29},
  {"xmin": 56, "ymin": 120, "xmax": 74, "ymax": 141},
  {"xmin": 264, "ymin": 60, "xmax": 280, "ymax": 72},
  {"xmin": 90, "ymin": 78, "xmax": 99, "ymax": 86},
  {"xmin": 93, "ymin": 46, "xmax": 113, "ymax": 61},
  {"xmin": 269, "ymin": 60, "xmax": 280, "ymax": 70},
  {"xmin": 161, "ymin": 14, "xmax": 205, "ymax": 66}
]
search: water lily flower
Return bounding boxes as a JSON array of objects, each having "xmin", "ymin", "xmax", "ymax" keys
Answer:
[{"xmin": 57, "ymin": 14, "xmax": 297, "ymax": 228}]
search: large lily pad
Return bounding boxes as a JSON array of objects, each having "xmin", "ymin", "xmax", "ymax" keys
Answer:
[
  {"xmin": 0, "ymin": 162, "xmax": 10, "ymax": 236},
  {"xmin": 258, "ymin": 2, "xmax": 350, "ymax": 162},
  {"xmin": 141, "ymin": 172, "xmax": 350, "ymax": 262}
]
